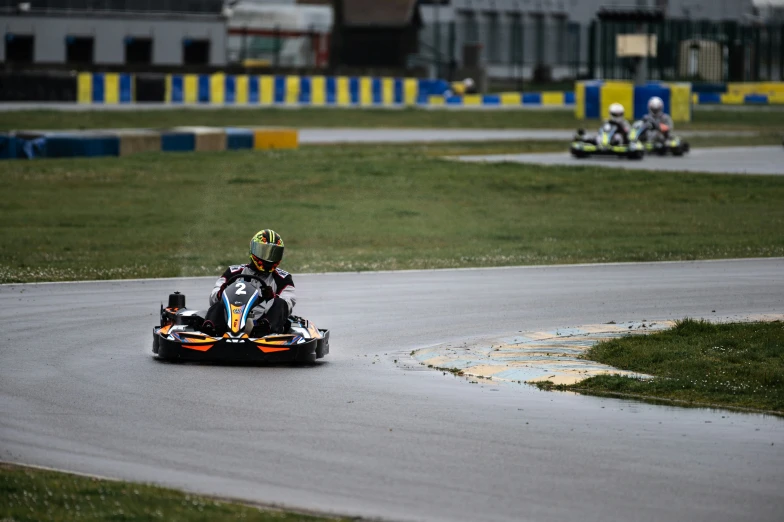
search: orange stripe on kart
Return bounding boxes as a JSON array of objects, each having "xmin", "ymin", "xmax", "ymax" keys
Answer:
[
  {"xmin": 159, "ymin": 324, "xmax": 173, "ymax": 335},
  {"xmin": 179, "ymin": 336, "xmax": 215, "ymax": 343},
  {"xmin": 255, "ymin": 345, "xmax": 290, "ymax": 353},
  {"xmin": 183, "ymin": 343, "xmax": 215, "ymax": 352}
]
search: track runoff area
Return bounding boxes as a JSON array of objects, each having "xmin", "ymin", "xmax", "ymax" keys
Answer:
[{"xmin": 1, "ymin": 105, "xmax": 783, "ymax": 522}]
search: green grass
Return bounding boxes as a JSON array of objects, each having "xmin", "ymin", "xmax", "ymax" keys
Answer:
[
  {"xmin": 2, "ymin": 143, "xmax": 783, "ymax": 283},
  {"xmin": 0, "ymin": 462, "xmax": 345, "ymax": 522},
  {"xmin": 1, "ymin": 106, "xmax": 783, "ymax": 132},
  {"xmin": 537, "ymin": 319, "xmax": 784, "ymax": 413}
]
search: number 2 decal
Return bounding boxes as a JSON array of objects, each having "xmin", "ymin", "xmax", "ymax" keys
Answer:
[{"xmin": 234, "ymin": 282, "xmax": 246, "ymax": 295}]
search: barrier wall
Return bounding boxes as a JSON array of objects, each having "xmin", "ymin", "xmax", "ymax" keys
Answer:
[
  {"xmin": 77, "ymin": 73, "xmax": 135, "ymax": 104},
  {"xmin": 164, "ymin": 74, "xmax": 450, "ymax": 106},
  {"xmin": 6, "ymin": 71, "xmax": 782, "ymax": 107},
  {"xmin": 69, "ymin": 72, "xmax": 575, "ymax": 107},
  {"xmin": 575, "ymin": 81, "xmax": 692, "ymax": 122},
  {"xmin": 0, "ymin": 127, "xmax": 298, "ymax": 161}
]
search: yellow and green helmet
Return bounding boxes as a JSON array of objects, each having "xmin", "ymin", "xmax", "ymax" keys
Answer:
[{"xmin": 249, "ymin": 229, "xmax": 284, "ymax": 272}]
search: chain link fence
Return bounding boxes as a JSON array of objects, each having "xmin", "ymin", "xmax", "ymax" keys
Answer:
[{"xmin": 419, "ymin": 18, "xmax": 783, "ymax": 87}]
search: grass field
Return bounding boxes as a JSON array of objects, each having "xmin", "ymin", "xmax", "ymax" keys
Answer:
[
  {"xmin": 2, "ymin": 106, "xmax": 784, "ymax": 132},
  {"xmin": 0, "ymin": 463, "xmax": 344, "ymax": 522},
  {"xmin": 2, "ymin": 143, "xmax": 783, "ymax": 283},
  {"xmin": 537, "ymin": 319, "xmax": 784, "ymax": 413}
]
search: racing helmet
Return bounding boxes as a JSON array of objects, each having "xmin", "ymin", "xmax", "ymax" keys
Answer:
[
  {"xmin": 609, "ymin": 103, "xmax": 625, "ymax": 123},
  {"xmin": 249, "ymin": 229, "xmax": 284, "ymax": 272},
  {"xmin": 648, "ymin": 96, "xmax": 664, "ymax": 116}
]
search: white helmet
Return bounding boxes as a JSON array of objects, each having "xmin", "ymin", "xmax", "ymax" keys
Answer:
[
  {"xmin": 648, "ymin": 96, "xmax": 663, "ymax": 115},
  {"xmin": 609, "ymin": 103, "xmax": 625, "ymax": 123}
]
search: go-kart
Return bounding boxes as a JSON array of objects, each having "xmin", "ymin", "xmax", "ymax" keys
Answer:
[
  {"xmin": 630, "ymin": 119, "xmax": 689, "ymax": 156},
  {"xmin": 570, "ymin": 124, "xmax": 645, "ymax": 160},
  {"xmin": 152, "ymin": 274, "xmax": 329, "ymax": 363}
]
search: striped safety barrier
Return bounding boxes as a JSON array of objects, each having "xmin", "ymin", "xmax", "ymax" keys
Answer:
[
  {"xmin": 576, "ymin": 81, "xmax": 692, "ymax": 122},
  {"xmin": 426, "ymin": 91, "xmax": 575, "ymax": 107},
  {"xmin": 67, "ymin": 73, "xmax": 784, "ymax": 108},
  {"xmin": 77, "ymin": 73, "xmax": 135, "ymax": 104},
  {"xmin": 0, "ymin": 127, "xmax": 298, "ymax": 161},
  {"xmin": 692, "ymin": 92, "xmax": 784, "ymax": 104},
  {"xmin": 165, "ymin": 74, "xmax": 449, "ymax": 106}
]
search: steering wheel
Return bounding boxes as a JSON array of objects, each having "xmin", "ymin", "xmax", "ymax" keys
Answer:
[
  {"xmin": 220, "ymin": 273, "xmax": 270, "ymax": 301},
  {"xmin": 225, "ymin": 273, "xmax": 269, "ymax": 289}
]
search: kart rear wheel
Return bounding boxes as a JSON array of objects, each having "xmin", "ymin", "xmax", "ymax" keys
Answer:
[
  {"xmin": 672, "ymin": 146, "xmax": 684, "ymax": 157},
  {"xmin": 628, "ymin": 150, "xmax": 644, "ymax": 160}
]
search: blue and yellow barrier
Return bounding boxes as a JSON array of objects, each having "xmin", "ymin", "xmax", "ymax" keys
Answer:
[
  {"xmin": 1, "ymin": 126, "xmax": 299, "ymax": 160},
  {"xmin": 427, "ymin": 91, "xmax": 576, "ymax": 107},
  {"xmin": 164, "ymin": 74, "xmax": 576, "ymax": 108},
  {"xmin": 692, "ymin": 92, "xmax": 784, "ymax": 105},
  {"xmin": 77, "ymin": 73, "xmax": 134, "ymax": 104},
  {"xmin": 164, "ymin": 74, "xmax": 450, "ymax": 106},
  {"xmin": 575, "ymin": 81, "xmax": 692, "ymax": 122}
]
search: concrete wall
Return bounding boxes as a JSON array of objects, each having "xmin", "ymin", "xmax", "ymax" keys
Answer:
[{"xmin": 0, "ymin": 15, "xmax": 227, "ymax": 65}]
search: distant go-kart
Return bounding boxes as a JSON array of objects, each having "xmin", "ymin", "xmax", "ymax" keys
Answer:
[
  {"xmin": 570, "ymin": 124, "xmax": 645, "ymax": 160},
  {"xmin": 152, "ymin": 274, "xmax": 329, "ymax": 364},
  {"xmin": 630, "ymin": 119, "xmax": 690, "ymax": 156}
]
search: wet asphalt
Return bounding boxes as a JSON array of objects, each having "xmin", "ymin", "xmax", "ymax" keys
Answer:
[
  {"xmin": 455, "ymin": 146, "xmax": 784, "ymax": 176},
  {"xmin": 2, "ymin": 259, "xmax": 783, "ymax": 522}
]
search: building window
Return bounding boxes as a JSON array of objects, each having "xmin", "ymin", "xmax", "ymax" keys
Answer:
[
  {"xmin": 5, "ymin": 34, "xmax": 34, "ymax": 64},
  {"xmin": 460, "ymin": 10, "xmax": 478, "ymax": 44},
  {"xmin": 183, "ymin": 38, "xmax": 210, "ymax": 65},
  {"xmin": 531, "ymin": 13, "xmax": 545, "ymax": 65},
  {"xmin": 125, "ymin": 37, "xmax": 152, "ymax": 65},
  {"xmin": 484, "ymin": 12, "xmax": 500, "ymax": 62},
  {"xmin": 66, "ymin": 36, "xmax": 94, "ymax": 65},
  {"xmin": 508, "ymin": 14, "xmax": 523, "ymax": 64},
  {"xmin": 554, "ymin": 14, "xmax": 568, "ymax": 63}
]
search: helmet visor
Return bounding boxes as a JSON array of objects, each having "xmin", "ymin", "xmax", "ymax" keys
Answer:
[{"xmin": 250, "ymin": 242, "xmax": 284, "ymax": 264}]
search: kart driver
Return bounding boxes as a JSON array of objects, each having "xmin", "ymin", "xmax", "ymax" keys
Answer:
[
  {"xmin": 201, "ymin": 229, "xmax": 295, "ymax": 336},
  {"xmin": 601, "ymin": 103, "xmax": 631, "ymax": 144},
  {"xmin": 643, "ymin": 96, "xmax": 674, "ymax": 137}
]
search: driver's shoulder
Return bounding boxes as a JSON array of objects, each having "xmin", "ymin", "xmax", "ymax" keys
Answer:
[
  {"xmin": 273, "ymin": 267, "xmax": 293, "ymax": 282},
  {"xmin": 219, "ymin": 264, "xmax": 250, "ymax": 278}
]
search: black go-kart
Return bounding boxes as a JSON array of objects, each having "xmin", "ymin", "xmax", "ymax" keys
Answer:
[
  {"xmin": 630, "ymin": 119, "xmax": 690, "ymax": 156},
  {"xmin": 570, "ymin": 124, "xmax": 645, "ymax": 160},
  {"xmin": 153, "ymin": 274, "xmax": 329, "ymax": 364}
]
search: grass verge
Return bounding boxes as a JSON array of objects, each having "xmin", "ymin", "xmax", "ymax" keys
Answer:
[
  {"xmin": 2, "ymin": 144, "xmax": 783, "ymax": 283},
  {"xmin": 0, "ymin": 462, "xmax": 347, "ymax": 522},
  {"xmin": 536, "ymin": 319, "xmax": 784, "ymax": 414},
  {"xmin": 2, "ymin": 106, "xmax": 783, "ymax": 132}
]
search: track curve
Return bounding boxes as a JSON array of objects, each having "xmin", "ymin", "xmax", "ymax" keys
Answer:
[{"xmin": 2, "ymin": 259, "xmax": 783, "ymax": 522}]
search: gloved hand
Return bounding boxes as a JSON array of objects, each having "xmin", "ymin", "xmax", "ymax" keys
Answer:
[
  {"xmin": 260, "ymin": 285, "xmax": 275, "ymax": 301},
  {"xmin": 216, "ymin": 282, "xmax": 228, "ymax": 300}
]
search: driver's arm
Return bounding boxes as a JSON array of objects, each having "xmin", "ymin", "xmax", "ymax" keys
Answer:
[
  {"xmin": 209, "ymin": 266, "xmax": 236, "ymax": 305},
  {"xmin": 276, "ymin": 275, "xmax": 296, "ymax": 315}
]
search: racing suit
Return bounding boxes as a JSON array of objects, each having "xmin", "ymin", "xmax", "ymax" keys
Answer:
[
  {"xmin": 598, "ymin": 119, "xmax": 631, "ymax": 145},
  {"xmin": 644, "ymin": 113, "xmax": 674, "ymax": 140},
  {"xmin": 202, "ymin": 264, "xmax": 296, "ymax": 335}
]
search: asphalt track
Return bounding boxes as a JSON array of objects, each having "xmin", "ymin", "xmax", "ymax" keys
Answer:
[
  {"xmin": 298, "ymin": 128, "xmax": 760, "ymax": 144},
  {"xmin": 456, "ymin": 146, "xmax": 784, "ymax": 175},
  {"xmin": 2, "ymin": 259, "xmax": 784, "ymax": 522}
]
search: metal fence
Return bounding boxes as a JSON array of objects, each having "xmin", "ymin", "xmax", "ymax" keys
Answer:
[
  {"xmin": 419, "ymin": 18, "xmax": 784, "ymax": 85},
  {"xmin": 593, "ymin": 19, "xmax": 784, "ymax": 83}
]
